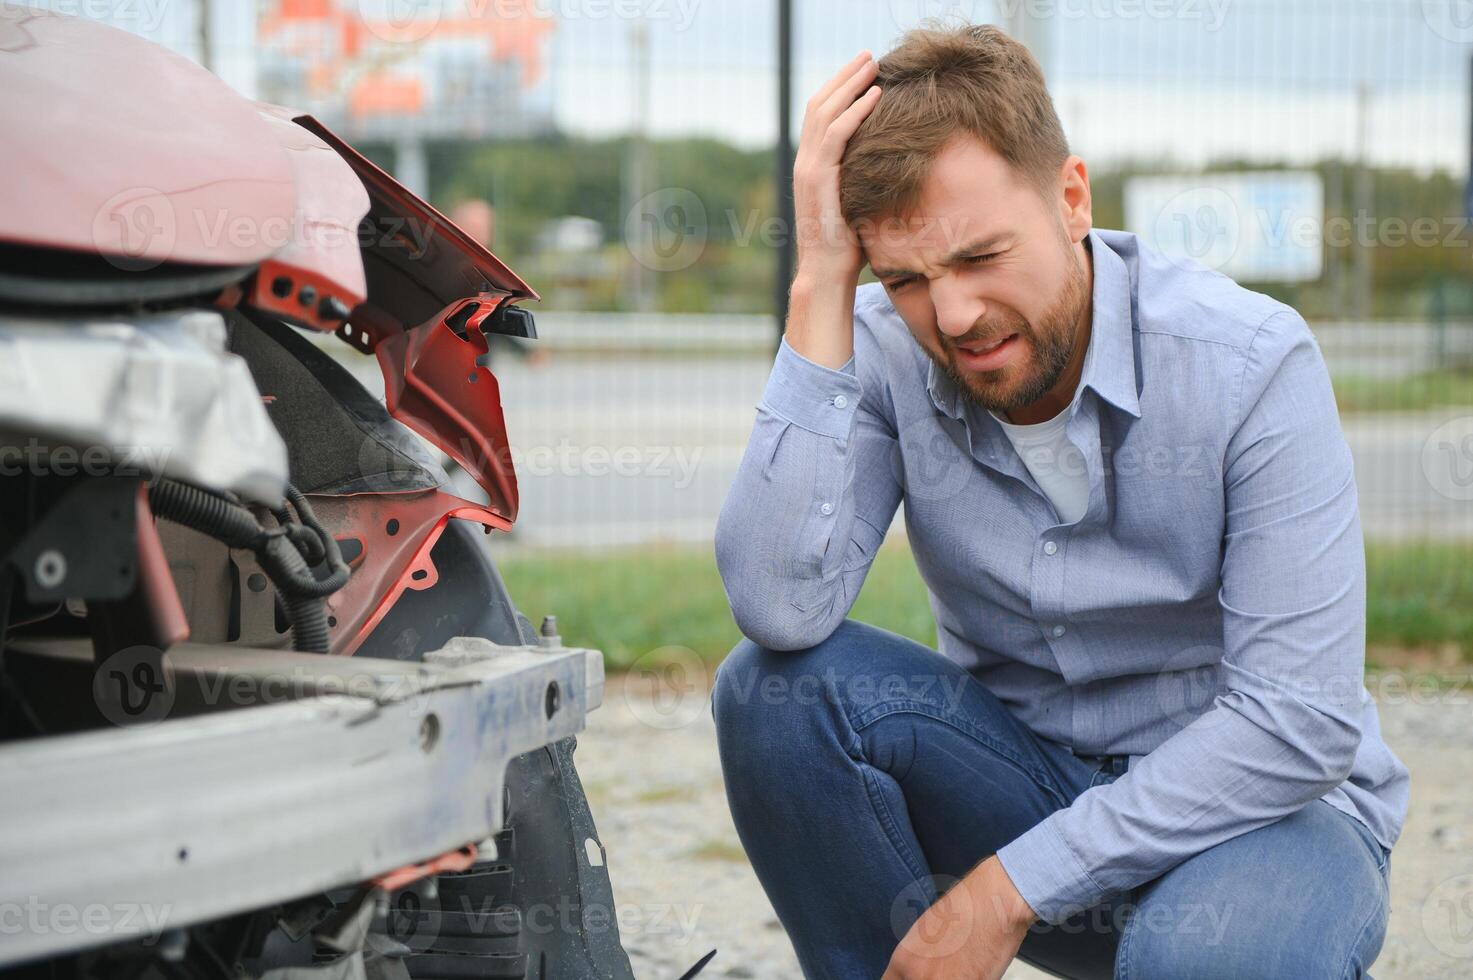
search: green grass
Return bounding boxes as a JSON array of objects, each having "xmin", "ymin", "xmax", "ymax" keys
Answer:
[
  {"xmin": 684, "ymin": 840, "xmax": 749, "ymax": 863},
  {"xmin": 1365, "ymin": 542, "xmax": 1473, "ymax": 660},
  {"xmin": 1333, "ymin": 369, "xmax": 1473, "ymax": 413},
  {"xmin": 500, "ymin": 541, "xmax": 1473, "ymax": 669},
  {"xmin": 633, "ymin": 785, "xmax": 699, "ymax": 804},
  {"xmin": 499, "ymin": 546, "xmax": 740, "ymax": 670}
]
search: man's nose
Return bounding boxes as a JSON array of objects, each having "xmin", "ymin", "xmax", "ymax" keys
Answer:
[{"xmin": 931, "ymin": 276, "xmax": 985, "ymax": 339}]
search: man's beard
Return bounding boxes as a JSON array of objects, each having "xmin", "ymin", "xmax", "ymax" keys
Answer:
[{"xmin": 931, "ymin": 249, "xmax": 1090, "ymax": 416}]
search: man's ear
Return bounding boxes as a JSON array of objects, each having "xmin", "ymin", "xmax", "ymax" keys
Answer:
[{"xmin": 1058, "ymin": 155, "xmax": 1092, "ymax": 244}]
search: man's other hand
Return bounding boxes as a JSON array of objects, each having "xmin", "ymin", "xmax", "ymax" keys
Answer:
[{"xmin": 882, "ymin": 856, "xmax": 1037, "ymax": 980}]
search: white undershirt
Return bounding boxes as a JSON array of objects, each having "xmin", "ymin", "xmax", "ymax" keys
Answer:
[{"xmin": 989, "ymin": 403, "xmax": 1091, "ymax": 525}]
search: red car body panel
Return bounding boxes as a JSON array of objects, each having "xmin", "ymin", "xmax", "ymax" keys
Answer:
[
  {"xmin": 2, "ymin": 8, "xmax": 537, "ymax": 658},
  {"xmin": 294, "ymin": 115, "xmax": 539, "ymax": 313},
  {"xmin": 245, "ymin": 104, "xmax": 371, "ymax": 333},
  {"xmin": 376, "ymin": 301, "xmax": 521, "ymax": 523},
  {"xmin": 0, "ymin": 8, "xmax": 296, "ymax": 267},
  {"xmin": 308, "ymin": 491, "xmax": 512, "ymax": 657}
]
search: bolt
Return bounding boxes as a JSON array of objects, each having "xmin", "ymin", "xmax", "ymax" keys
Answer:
[
  {"xmin": 34, "ymin": 549, "xmax": 66, "ymax": 589},
  {"xmin": 419, "ymin": 713, "xmax": 440, "ymax": 752},
  {"xmin": 318, "ymin": 295, "xmax": 351, "ymax": 322},
  {"xmin": 157, "ymin": 929, "xmax": 188, "ymax": 962}
]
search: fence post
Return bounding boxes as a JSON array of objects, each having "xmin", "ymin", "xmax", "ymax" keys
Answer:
[{"xmin": 774, "ymin": 0, "xmax": 794, "ymax": 354}]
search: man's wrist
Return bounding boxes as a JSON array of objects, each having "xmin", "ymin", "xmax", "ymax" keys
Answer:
[
  {"xmin": 792, "ymin": 260, "xmax": 860, "ymax": 291},
  {"xmin": 967, "ymin": 856, "xmax": 1038, "ymax": 933},
  {"xmin": 784, "ymin": 270, "xmax": 858, "ymax": 370}
]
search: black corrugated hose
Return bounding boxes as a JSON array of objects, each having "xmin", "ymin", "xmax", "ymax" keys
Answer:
[{"xmin": 148, "ymin": 479, "xmax": 350, "ymax": 652}]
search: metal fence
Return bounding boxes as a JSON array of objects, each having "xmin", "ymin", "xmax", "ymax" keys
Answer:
[{"xmin": 30, "ymin": 0, "xmax": 1473, "ymax": 557}]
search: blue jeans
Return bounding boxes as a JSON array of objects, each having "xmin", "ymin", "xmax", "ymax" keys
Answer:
[{"xmin": 711, "ymin": 620, "xmax": 1392, "ymax": 980}]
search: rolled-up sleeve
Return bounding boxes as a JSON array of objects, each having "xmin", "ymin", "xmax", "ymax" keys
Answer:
[
  {"xmin": 996, "ymin": 309, "xmax": 1368, "ymax": 922},
  {"xmin": 714, "ymin": 326, "xmax": 904, "ymax": 652}
]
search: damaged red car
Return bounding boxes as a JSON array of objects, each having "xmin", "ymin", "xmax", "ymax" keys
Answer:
[{"xmin": 0, "ymin": 9, "xmax": 691, "ymax": 980}]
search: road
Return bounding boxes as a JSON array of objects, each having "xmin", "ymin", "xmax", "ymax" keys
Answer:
[
  {"xmin": 526, "ymin": 314, "xmax": 1473, "ymax": 382},
  {"xmin": 484, "ymin": 355, "xmax": 1473, "ymax": 548},
  {"xmin": 324, "ymin": 344, "xmax": 1471, "ymax": 548}
]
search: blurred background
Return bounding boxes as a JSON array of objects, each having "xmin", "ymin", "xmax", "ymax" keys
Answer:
[
  {"xmin": 26, "ymin": 1, "xmax": 1473, "ymax": 975},
  {"xmin": 56, "ymin": 0, "xmax": 1469, "ymax": 660}
]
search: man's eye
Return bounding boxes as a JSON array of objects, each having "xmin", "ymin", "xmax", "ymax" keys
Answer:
[
  {"xmin": 885, "ymin": 277, "xmax": 916, "ymax": 292},
  {"xmin": 964, "ymin": 252, "xmax": 999, "ymax": 265}
]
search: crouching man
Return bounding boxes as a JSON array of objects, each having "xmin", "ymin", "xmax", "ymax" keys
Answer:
[{"xmin": 711, "ymin": 24, "xmax": 1408, "ymax": 980}]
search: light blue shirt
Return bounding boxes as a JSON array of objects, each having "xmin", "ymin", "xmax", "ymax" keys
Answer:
[{"xmin": 714, "ymin": 228, "xmax": 1410, "ymax": 923}]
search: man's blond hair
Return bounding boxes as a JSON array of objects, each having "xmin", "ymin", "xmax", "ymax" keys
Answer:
[{"xmin": 839, "ymin": 24, "xmax": 1070, "ymax": 228}]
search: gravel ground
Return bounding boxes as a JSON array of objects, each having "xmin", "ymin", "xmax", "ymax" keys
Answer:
[{"xmin": 576, "ymin": 671, "xmax": 1473, "ymax": 980}]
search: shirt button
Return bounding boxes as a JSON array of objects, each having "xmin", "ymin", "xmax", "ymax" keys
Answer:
[
  {"xmin": 819, "ymin": 502, "xmax": 834, "ymax": 516},
  {"xmin": 833, "ymin": 395, "xmax": 849, "ymax": 409},
  {"xmin": 1051, "ymin": 625, "xmax": 1066, "ymax": 637},
  {"xmin": 1043, "ymin": 541, "xmax": 1058, "ymax": 555}
]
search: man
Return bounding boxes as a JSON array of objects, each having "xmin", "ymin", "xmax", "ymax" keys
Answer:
[{"xmin": 711, "ymin": 25, "xmax": 1408, "ymax": 980}]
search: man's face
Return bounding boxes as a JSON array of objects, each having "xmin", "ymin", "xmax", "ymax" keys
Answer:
[{"xmin": 858, "ymin": 135, "xmax": 1091, "ymax": 417}]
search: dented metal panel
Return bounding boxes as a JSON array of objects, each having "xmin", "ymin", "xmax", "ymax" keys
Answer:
[
  {"xmin": 0, "ymin": 637, "xmax": 606, "ymax": 967},
  {"xmin": 0, "ymin": 310, "xmax": 289, "ymax": 503}
]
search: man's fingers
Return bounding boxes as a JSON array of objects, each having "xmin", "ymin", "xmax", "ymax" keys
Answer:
[
  {"xmin": 821, "ymin": 84, "xmax": 882, "ymax": 156},
  {"xmin": 818, "ymin": 56, "xmax": 879, "ymax": 125},
  {"xmin": 807, "ymin": 49, "xmax": 872, "ymax": 112},
  {"xmin": 789, "ymin": 53, "xmax": 878, "ymax": 270},
  {"xmin": 801, "ymin": 52, "xmax": 876, "ymax": 146}
]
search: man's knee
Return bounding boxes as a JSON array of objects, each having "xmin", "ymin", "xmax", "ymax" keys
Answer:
[
  {"xmin": 1117, "ymin": 900, "xmax": 1366, "ymax": 980},
  {"xmin": 1116, "ymin": 805, "xmax": 1389, "ymax": 979},
  {"xmin": 1115, "ymin": 894, "xmax": 1257, "ymax": 980},
  {"xmin": 713, "ymin": 632, "xmax": 836, "ymax": 736},
  {"xmin": 713, "ymin": 619, "xmax": 982, "ymax": 742},
  {"xmin": 710, "ymin": 635, "xmax": 770, "ymax": 738},
  {"xmin": 710, "ymin": 623, "xmax": 873, "ymax": 773}
]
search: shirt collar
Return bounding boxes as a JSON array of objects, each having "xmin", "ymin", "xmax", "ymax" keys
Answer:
[{"xmin": 926, "ymin": 227, "xmax": 1141, "ymax": 422}]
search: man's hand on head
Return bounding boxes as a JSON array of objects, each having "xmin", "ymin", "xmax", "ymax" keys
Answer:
[
  {"xmin": 882, "ymin": 856, "xmax": 1037, "ymax": 980},
  {"xmin": 785, "ymin": 50, "xmax": 883, "ymax": 371},
  {"xmin": 793, "ymin": 49, "xmax": 881, "ymax": 281}
]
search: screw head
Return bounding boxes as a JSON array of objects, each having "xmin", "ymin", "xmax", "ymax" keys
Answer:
[{"xmin": 34, "ymin": 549, "xmax": 66, "ymax": 589}]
